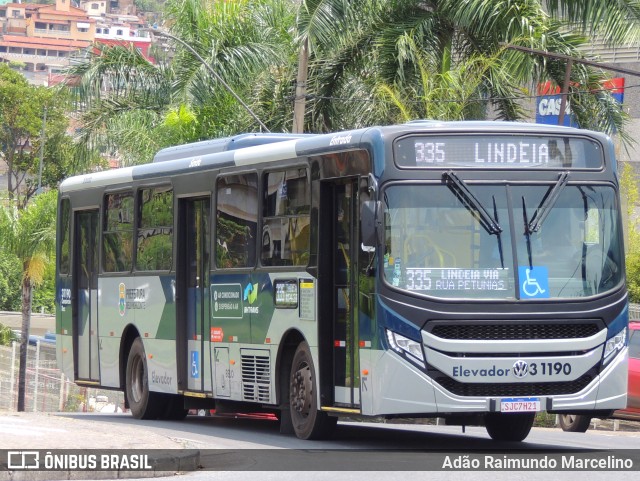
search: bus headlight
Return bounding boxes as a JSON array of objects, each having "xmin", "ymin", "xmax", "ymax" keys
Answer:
[
  {"xmin": 603, "ymin": 327, "xmax": 626, "ymax": 366},
  {"xmin": 386, "ymin": 329, "xmax": 425, "ymax": 369}
]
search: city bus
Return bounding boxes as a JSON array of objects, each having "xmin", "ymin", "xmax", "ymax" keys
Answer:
[{"xmin": 55, "ymin": 121, "xmax": 629, "ymax": 441}]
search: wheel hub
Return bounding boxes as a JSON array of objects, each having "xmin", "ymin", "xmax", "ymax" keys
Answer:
[{"xmin": 292, "ymin": 365, "xmax": 312, "ymax": 415}]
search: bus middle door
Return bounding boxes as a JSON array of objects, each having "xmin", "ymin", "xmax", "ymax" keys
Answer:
[
  {"xmin": 73, "ymin": 209, "xmax": 100, "ymax": 383},
  {"xmin": 319, "ymin": 179, "xmax": 360, "ymax": 409},
  {"xmin": 177, "ymin": 197, "xmax": 211, "ymax": 395}
]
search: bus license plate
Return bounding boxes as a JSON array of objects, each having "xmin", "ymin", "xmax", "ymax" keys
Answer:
[{"xmin": 500, "ymin": 397, "xmax": 541, "ymax": 412}]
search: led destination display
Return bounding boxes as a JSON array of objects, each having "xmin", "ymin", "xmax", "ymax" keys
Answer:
[{"xmin": 395, "ymin": 135, "xmax": 602, "ymax": 169}]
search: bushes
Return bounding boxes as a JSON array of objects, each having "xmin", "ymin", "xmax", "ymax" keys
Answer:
[
  {"xmin": 0, "ymin": 251, "xmax": 22, "ymax": 312},
  {"xmin": 0, "ymin": 250, "xmax": 55, "ymax": 315}
]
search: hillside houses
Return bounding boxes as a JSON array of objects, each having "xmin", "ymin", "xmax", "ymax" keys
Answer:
[{"xmin": 0, "ymin": 0, "xmax": 152, "ymax": 85}]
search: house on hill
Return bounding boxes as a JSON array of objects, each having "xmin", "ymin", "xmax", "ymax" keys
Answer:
[{"xmin": 0, "ymin": 0, "xmax": 94, "ymax": 83}]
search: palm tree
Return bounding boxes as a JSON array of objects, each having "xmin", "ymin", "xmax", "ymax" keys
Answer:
[
  {"xmin": 66, "ymin": 0, "xmax": 640, "ymax": 160},
  {"xmin": 67, "ymin": 0, "xmax": 294, "ymax": 166},
  {"xmin": 0, "ymin": 190, "xmax": 57, "ymax": 411},
  {"xmin": 375, "ymin": 45, "xmax": 507, "ymax": 122},
  {"xmin": 301, "ymin": 0, "xmax": 638, "ymax": 137}
]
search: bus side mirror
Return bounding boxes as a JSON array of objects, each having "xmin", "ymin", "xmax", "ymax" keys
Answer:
[{"xmin": 361, "ymin": 200, "xmax": 381, "ymax": 249}]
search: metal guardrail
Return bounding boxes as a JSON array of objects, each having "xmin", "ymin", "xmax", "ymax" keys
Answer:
[{"xmin": 630, "ymin": 303, "xmax": 640, "ymax": 321}]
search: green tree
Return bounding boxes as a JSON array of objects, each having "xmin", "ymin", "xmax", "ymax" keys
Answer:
[
  {"xmin": 375, "ymin": 48, "xmax": 504, "ymax": 122},
  {"xmin": 32, "ymin": 261, "xmax": 56, "ymax": 315},
  {"xmin": 67, "ymin": 0, "xmax": 293, "ymax": 165},
  {"xmin": 0, "ymin": 249, "xmax": 22, "ymax": 311},
  {"xmin": 620, "ymin": 162, "xmax": 640, "ymax": 303},
  {"xmin": 296, "ymin": 0, "xmax": 634, "ymax": 136},
  {"xmin": 0, "ymin": 322, "xmax": 17, "ymax": 346},
  {"xmin": 134, "ymin": 0, "xmax": 165, "ymax": 13},
  {"xmin": 0, "ymin": 190, "xmax": 57, "ymax": 411},
  {"xmin": 0, "ymin": 64, "xmax": 71, "ymax": 208},
  {"xmin": 65, "ymin": 0, "xmax": 639, "ymax": 160}
]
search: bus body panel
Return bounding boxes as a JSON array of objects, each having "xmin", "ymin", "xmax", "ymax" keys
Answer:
[
  {"xmin": 55, "ymin": 121, "xmax": 628, "ymax": 440},
  {"xmin": 361, "ymin": 349, "xmax": 440, "ymax": 415},
  {"xmin": 361, "ymin": 345, "xmax": 627, "ymax": 416},
  {"xmin": 97, "ymin": 336, "xmax": 120, "ymax": 388}
]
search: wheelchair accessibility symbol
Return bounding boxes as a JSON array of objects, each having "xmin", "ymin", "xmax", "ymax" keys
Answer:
[
  {"xmin": 518, "ymin": 266, "xmax": 549, "ymax": 299},
  {"xmin": 191, "ymin": 351, "xmax": 200, "ymax": 378}
]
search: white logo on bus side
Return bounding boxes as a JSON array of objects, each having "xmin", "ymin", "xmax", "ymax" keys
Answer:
[{"xmin": 329, "ymin": 134, "xmax": 352, "ymax": 146}]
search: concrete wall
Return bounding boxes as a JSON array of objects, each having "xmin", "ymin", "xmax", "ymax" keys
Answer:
[{"xmin": 0, "ymin": 311, "xmax": 55, "ymax": 336}]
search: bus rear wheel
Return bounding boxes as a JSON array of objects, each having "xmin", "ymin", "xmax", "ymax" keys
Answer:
[
  {"xmin": 126, "ymin": 337, "xmax": 162, "ymax": 419},
  {"xmin": 289, "ymin": 342, "xmax": 336, "ymax": 440},
  {"xmin": 485, "ymin": 412, "xmax": 535, "ymax": 442}
]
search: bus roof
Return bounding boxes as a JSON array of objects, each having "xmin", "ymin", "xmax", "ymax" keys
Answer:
[
  {"xmin": 152, "ymin": 132, "xmax": 316, "ymax": 163},
  {"xmin": 59, "ymin": 121, "xmax": 610, "ymax": 194}
]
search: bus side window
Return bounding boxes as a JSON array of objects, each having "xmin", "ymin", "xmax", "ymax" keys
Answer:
[
  {"xmin": 262, "ymin": 169, "xmax": 310, "ymax": 267},
  {"xmin": 59, "ymin": 198, "xmax": 71, "ymax": 275},
  {"xmin": 136, "ymin": 186, "xmax": 173, "ymax": 271},
  {"xmin": 216, "ymin": 174, "xmax": 258, "ymax": 268},
  {"xmin": 103, "ymin": 192, "xmax": 134, "ymax": 272}
]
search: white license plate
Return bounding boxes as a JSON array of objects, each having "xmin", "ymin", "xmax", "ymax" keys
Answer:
[{"xmin": 500, "ymin": 397, "xmax": 541, "ymax": 412}]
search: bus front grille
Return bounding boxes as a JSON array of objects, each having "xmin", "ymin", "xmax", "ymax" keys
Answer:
[
  {"xmin": 429, "ymin": 322, "xmax": 601, "ymax": 341},
  {"xmin": 431, "ymin": 367, "xmax": 597, "ymax": 397}
]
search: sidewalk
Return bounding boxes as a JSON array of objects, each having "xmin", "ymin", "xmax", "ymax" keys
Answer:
[
  {"xmin": 587, "ymin": 417, "xmax": 640, "ymax": 432},
  {"xmin": 0, "ymin": 412, "xmax": 199, "ymax": 481}
]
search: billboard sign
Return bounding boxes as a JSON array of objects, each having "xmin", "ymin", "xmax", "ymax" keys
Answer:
[{"xmin": 536, "ymin": 78, "xmax": 624, "ymax": 127}]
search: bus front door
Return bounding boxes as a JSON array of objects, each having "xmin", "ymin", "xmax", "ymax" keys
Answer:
[
  {"xmin": 319, "ymin": 180, "xmax": 360, "ymax": 409},
  {"xmin": 73, "ymin": 210, "xmax": 100, "ymax": 382},
  {"xmin": 177, "ymin": 198, "xmax": 211, "ymax": 395}
]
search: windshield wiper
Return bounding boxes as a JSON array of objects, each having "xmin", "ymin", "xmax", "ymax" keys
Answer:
[
  {"xmin": 442, "ymin": 171, "xmax": 502, "ymax": 235},
  {"xmin": 526, "ymin": 171, "xmax": 569, "ymax": 234}
]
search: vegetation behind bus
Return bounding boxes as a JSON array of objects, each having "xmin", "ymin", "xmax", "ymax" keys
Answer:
[
  {"xmin": 621, "ymin": 163, "xmax": 640, "ymax": 302},
  {"xmin": 64, "ymin": 0, "xmax": 636, "ymax": 167}
]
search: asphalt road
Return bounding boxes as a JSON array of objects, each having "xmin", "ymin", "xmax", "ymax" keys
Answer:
[{"xmin": 2, "ymin": 412, "xmax": 640, "ymax": 481}]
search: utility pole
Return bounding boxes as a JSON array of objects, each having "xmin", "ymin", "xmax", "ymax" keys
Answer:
[{"xmin": 37, "ymin": 106, "xmax": 47, "ymax": 194}]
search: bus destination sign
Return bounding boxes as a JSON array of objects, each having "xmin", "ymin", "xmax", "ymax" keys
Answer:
[
  {"xmin": 405, "ymin": 267, "xmax": 510, "ymax": 294},
  {"xmin": 394, "ymin": 135, "xmax": 602, "ymax": 169}
]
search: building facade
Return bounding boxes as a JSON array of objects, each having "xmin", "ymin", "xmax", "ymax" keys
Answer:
[{"xmin": 0, "ymin": 0, "xmax": 94, "ymax": 83}]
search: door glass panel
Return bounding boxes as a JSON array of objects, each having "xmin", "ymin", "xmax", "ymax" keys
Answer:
[
  {"xmin": 137, "ymin": 186, "xmax": 173, "ymax": 271},
  {"xmin": 103, "ymin": 192, "xmax": 133, "ymax": 272},
  {"xmin": 216, "ymin": 174, "xmax": 258, "ymax": 268}
]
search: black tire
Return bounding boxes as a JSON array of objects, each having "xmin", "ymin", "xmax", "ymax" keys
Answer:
[
  {"xmin": 485, "ymin": 412, "xmax": 535, "ymax": 442},
  {"xmin": 289, "ymin": 342, "xmax": 337, "ymax": 440},
  {"xmin": 125, "ymin": 337, "xmax": 162, "ymax": 419},
  {"xmin": 162, "ymin": 394, "xmax": 188, "ymax": 420},
  {"xmin": 558, "ymin": 414, "xmax": 591, "ymax": 433}
]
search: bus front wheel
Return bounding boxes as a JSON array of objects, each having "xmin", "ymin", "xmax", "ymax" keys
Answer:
[
  {"xmin": 485, "ymin": 412, "xmax": 535, "ymax": 442},
  {"xmin": 126, "ymin": 337, "xmax": 162, "ymax": 419},
  {"xmin": 289, "ymin": 342, "xmax": 336, "ymax": 440},
  {"xmin": 558, "ymin": 414, "xmax": 591, "ymax": 432}
]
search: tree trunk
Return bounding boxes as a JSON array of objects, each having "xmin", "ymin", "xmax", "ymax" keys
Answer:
[
  {"xmin": 6, "ymin": 149, "xmax": 14, "ymax": 204},
  {"xmin": 292, "ymin": 38, "xmax": 309, "ymax": 134},
  {"xmin": 17, "ymin": 274, "xmax": 32, "ymax": 412}
]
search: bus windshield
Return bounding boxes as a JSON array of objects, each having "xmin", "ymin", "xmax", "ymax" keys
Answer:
[{"xmin": 382, "ymin": 183, "xmax": 622, "ymax": 300}]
